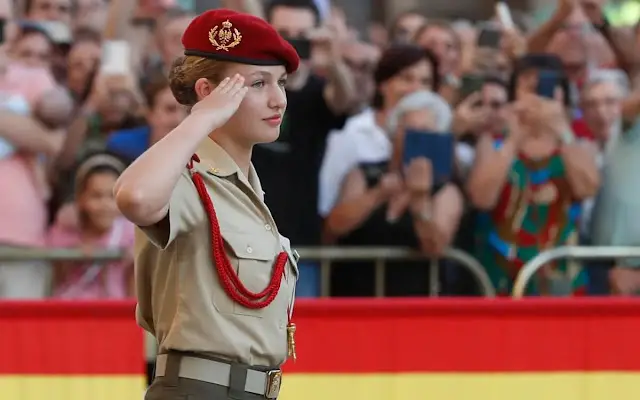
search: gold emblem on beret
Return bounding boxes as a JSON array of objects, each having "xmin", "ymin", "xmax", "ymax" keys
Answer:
[{"xmin": 209, "ymin": 20, "xmax": 242, "ymax": 51}]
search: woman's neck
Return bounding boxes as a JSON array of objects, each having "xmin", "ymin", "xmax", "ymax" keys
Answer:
[
  {"xmin": 80, "ymin": 223, "xmax": 110, "ymax": 240},
  {"xmin": 209, "ymin": 133, "xmax": 252, "ymax": 178},
  {"xmin": 149, "ymin": 126, "xmax": 165, "ymax": 146},
  {"xmin": 374, "ymin": 108, "xmax": 388, "ymax": 130},
  {"xmin": 373, "ymin": 107, "xmax": 403, "ymax": 171}
]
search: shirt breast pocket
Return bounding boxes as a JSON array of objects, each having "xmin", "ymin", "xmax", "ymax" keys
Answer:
[{"xmin": 220, "ymin": 231, "xmax": 278, "ymax": 318}]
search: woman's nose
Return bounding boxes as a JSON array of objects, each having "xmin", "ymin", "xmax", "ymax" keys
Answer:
[{"xmin": 268, "ymin": 87, "xmax": 287, "ymax": 109}]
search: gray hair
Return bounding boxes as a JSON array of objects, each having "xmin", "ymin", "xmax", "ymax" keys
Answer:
[
  {"xmin": 583, "ymin": 69, "xmax": 630, "ymax": 97},
  {"xmin": 583, "ymin": 69, "xmax": 629, "ymax": 154},
  {"xmin": 386, "ymin": 90, "xmax": 453, "ymax": 134}
]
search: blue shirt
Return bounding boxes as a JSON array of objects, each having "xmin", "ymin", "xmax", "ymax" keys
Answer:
[{"xmin": 106, "ymin": 126, "xmax": 151, "ymax": 162}]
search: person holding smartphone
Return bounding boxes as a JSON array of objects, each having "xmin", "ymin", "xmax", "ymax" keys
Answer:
[
  {"xmin": 466, "ymin": 54, "xmax": 600, "ymax": 296},
  {"xmin": 256, "ymin": 0, "xmax": 357, "ymax": 298},
  {"xmin": 320, "ymin": 45, "xmax": 463, "ymax": 296},
  {"xmin": 115, "ymin": 9, "xmax": 299, "ymax": 400}
]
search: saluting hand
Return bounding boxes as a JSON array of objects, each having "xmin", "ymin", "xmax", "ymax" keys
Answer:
[{"xmin": 191, "ymin": 74, "xmax": 249, "ymax": 128}]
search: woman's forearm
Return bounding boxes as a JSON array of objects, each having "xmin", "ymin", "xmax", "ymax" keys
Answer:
[
  {"xmin": 410, "ymin": 185, "xmax": 463, "ymax": 254},
  {"xmin": 561, "ymin": 143, "xmax": 600, "ymax": 200},
  {"xmin": 466, "ymin": 138, "xmax": 516, "ymax": 210},
  {"xmin": 324, "ymin": 187, "xmax": 386, "ymax": 238},
  {"xmin": 114, "ymin": 113, "xmax": 215, "ymax": 226}
]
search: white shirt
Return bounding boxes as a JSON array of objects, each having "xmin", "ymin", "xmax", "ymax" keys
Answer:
[
  {"xmin": 0, "ymin": 93, "xmax": 31, "ymax": 159},
  {"xmin": 318, "ymin": 109, "xmax": 391, "ymax": 217}
]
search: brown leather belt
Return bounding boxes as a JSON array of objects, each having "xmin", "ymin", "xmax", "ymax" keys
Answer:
[{"xmin": 155, "ymin": 354, "xmax": 282, "ymax": 399}]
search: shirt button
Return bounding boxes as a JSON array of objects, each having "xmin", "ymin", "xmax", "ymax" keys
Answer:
[
  {"xmin": 246, "ymin": 246, "xmax": 253, "ymax": 254},
  {"xmin": 265, "ymin": 224, "xmax": 272, "ymax": 231}
]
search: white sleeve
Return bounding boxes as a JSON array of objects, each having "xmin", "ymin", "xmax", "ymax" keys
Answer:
[
  {"xmin": 318, "ymin": 130, "xmax": 357, "ymax": 217},
  {"xmin": 455, "ymin": 142, "xmax": 475, "ymax": 178}
]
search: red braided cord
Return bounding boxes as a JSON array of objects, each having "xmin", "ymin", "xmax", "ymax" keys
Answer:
[{"xmin": 187, "ymin": 155, "xmax": 287, "ymax": 309}]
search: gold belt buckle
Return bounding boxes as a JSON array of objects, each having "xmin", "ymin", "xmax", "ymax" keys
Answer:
[{"xmin": 264, "ymin": 370, "xmax": 282, "ymax": 399}]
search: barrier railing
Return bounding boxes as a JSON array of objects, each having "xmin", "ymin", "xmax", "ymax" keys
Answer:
[
  {"xmin": 512, "ymin": 246, "xmax": 640, "ymax": 298},
  {"xmin": 0, "ymin": 245, "xmax": 496, "ymax": 298},
  {"xmin": 297, "ymin": 246, "xmax": 496, "ymax": 297},
  {"xmin": 0, "ymin": 246, "xmax": 123, "ymax": 262}
]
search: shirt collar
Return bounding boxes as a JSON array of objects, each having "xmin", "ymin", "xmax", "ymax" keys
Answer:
[{"xmin": 196, "ymin": 138, "xmax": 265, "ymax": 201}]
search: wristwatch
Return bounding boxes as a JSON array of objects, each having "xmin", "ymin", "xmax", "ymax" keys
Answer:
[
  {"xmin": 560, "ymin": 130, "xmax": 575, "ymax": 145},
  {"xmin": 411, "ymin": 200, "xmax": 433, "ymax": 222},
  {"xmin": 592, "ymin": 14, "xmax": 610, "ymax": 34},
  {"xmin": 444, "ymin": 74, "xmax": 461, "ymax": 89}
]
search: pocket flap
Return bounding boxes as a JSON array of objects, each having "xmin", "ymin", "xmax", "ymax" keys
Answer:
[{"xmin": 223, "ymin": 231, "xmax": 273, "ymax": 261}]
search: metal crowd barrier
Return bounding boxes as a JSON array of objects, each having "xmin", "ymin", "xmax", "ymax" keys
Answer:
[
  {"xmin": 297, "ymin": 246, "xmax": 496, "ymax": 297},
  {"xmin": 0, "ymin": 247, "xmax": 123, "ymax": 262},
  {"xmin": 512, "ymin": 246, "xmax": 640, "ymax": 298},
  {"xmin": 0, "ymin": 246, "xmax": 496, "ymax": 298},
  {"xmin": 0, "ymin": 245, "xmax": 495, "ymax": 364}
]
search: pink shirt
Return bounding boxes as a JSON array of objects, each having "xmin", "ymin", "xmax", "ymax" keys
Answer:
[
  {"xmin": 0, "ymin": 155, "xmax": 47, "ymax": 246},
  {"xmin": 47, "ymin": 215, "xmax": 135, "ymax": 300}
]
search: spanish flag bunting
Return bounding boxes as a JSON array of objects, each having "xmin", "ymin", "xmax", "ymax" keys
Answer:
[
  {"xmin": 279, "ymin": 298, "xmax": 640, "ymax": 400},
  {"xmin": 0, "ymin": 301, "xmax": 146, "ymax": 400}
]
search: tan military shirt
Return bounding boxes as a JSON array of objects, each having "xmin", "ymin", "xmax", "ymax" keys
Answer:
[{"xmin": 134, "ymin": 138, "xmax": 298, "ymax": 367}]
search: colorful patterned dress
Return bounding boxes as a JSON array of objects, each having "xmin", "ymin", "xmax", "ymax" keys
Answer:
[{"xmin": 474, "ymin": 137, "xmax": 587, "ymax": 296}]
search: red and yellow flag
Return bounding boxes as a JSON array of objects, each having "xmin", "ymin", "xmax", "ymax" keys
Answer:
[
  {"xmin": 2, "ymin": 299, "xmax": 640, "ymax": 400},
  {"xmin": 280, "ymin": 298, "xmax": 640, "ymax": 400},
  {"xmin": 0, "ymin": 301, "xmax": 146, "ymax": 400}
]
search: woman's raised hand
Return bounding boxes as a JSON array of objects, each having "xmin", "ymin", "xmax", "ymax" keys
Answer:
[{"xmin": 191, "ymin": 74, "xmax": 249, "ymax": 129}]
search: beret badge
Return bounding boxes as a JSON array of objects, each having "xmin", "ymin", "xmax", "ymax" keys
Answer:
[{"xmin": 208, "ymin": 19, "xmax": 242, "ymax": 52}]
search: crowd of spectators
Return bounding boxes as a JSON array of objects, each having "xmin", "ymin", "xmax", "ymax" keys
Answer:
[{"xmin": 0, "ymin": 0, "xmax": 639, "ymax": 300}]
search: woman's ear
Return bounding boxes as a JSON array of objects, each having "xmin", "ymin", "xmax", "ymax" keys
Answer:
[{"xmin": 194, "ymin": 78, "xmax": 214, "ymax": 102}]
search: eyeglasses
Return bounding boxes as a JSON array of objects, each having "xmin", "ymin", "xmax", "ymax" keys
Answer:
[
  {"xmin": 479, "ymin": 100, "xmax": 505, "ymax": 110},
  {"xmin": 344, "ymin": 59, "xmax": 375, "ymax": 74}
]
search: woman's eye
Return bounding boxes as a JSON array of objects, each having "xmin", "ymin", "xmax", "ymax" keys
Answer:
[
  {"xmin": 251, "ymin": 80, "xmax": 265, "ymax": 88},
  {"xmin": 278, "ymin": 79, "xmax": 287, "ymax": 87}
]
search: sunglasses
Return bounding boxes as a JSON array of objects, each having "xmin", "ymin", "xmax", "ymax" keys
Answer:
[{"xmin": 479, "ymin": 100, "xmax": 505, "ymax": 110}]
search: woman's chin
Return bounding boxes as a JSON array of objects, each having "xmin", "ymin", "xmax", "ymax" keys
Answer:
[{"xmin": 253, "ymin": 128, "xmax": 282, "ymax": 144}]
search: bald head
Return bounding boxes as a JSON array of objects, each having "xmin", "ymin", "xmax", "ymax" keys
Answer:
[{"xmin": 34, "ymin": 86, "xmax": 74, "ymax": 129}]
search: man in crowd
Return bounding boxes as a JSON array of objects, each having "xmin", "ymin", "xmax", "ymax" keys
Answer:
[{"xmin": 254, "ymin": 0, "xmax": 357, "ymax": 296}]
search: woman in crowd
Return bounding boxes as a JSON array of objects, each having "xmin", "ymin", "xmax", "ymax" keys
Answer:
[
  {"xmin": 467, "ymin": 54, "xmax": 600, "ymax": 296},
  {"xmin": 320, "ymin": 44, "xmax": 463, "ymax": 296}
]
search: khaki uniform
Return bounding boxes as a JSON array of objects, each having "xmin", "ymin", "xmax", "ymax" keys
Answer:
[{"xmin": 135, "ymin": 138, "xmax": 298, "ymax": 368}]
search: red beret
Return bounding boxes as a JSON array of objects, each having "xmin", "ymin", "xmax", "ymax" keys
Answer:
[{"xmin": 182, "ymin": 9, "xmax": 300, "ymax": 73}]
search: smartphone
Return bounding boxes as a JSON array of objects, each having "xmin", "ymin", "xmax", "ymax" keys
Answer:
[
  {"xmin": 403, "ymin": 129, "xmax": 454, "ymax": 185},
  {"xmin": 537, "ymin": 70, "xmax": 560, "ymax": 99},
  {"xmin": 460, "ymin": 75, "xmax": 484, "ymax": 100},
  {"xmin": 495, "ymin": 2, "xmax": 515, "ymax": 30},
  {"xmin": 38, "ymin": 21, "xmax": 72, "ymax": 44},
  {"xmin": 100, "ymin": 40, "xmax": 131, "ymax": 75},
  {"xmin": 477, "ymin": 26, "xmax": 501, "ymax": 48},
  {"xmin": 286, "ymin": 37, "xmax": 311, "ymax": 60},
  {"xmin": 0, "ymin": 18, "xmax": 5, "ymax": 44}
]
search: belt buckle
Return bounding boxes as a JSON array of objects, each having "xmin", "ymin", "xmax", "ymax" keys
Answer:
[{"xmin": 264, "ymin": 370, "xmax": 282, "ymax": 399}]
